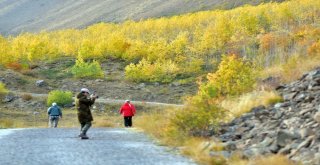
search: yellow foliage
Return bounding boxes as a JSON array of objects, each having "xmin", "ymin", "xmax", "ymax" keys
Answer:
[
  {"xmin": 0, "ymin": 82, "xmax": 8, "ymax": 96},
  {"xmin": 125, "ymin": 59, "xmax": 179, "ymax": 83},
  {"xmin": 207, "ymin": 54, "xmax": 258, "ymax": 96},
  {"xmin": 221, "ymin": 90, "xmax": 282, "ymax": 119},
  {"xmin": 0, "ymin": 0, "xmax": 318, "ymax": 83}
]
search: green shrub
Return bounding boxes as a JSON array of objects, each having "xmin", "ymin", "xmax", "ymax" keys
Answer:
[
  {"xmin": 0, "ymin": 82, "xmax": 8, "ymax": 96},
  {"xmin": 170, "ymin": 96, "xmax": 226, "ymax": 137},
  {"xmin": 71, "ymin": 55, "xmax": 104, "ymax": 78},
  {"xmin": 125, "ymin": 59, "xmax": 179, "ymax": 83},
  {"xmin": 47, "ymin": 90, "xmax": 73, "ymax": 106},
  {"xmin": 206, "ymin": 54, "xmax": 258, "ymax": 96}
]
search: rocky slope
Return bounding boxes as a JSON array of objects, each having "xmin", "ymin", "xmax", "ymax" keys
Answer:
[
  {"xmin": 217, "ymin": 68, "xmax": 320, "ymax": 164},
  {"xmin": 0, "ymin": 0, "xmax": 283, "ymax": 35}
]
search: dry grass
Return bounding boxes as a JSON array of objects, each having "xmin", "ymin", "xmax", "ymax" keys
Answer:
[
  {"xmin": 0, "ymin": 108, "xmax": 121, "ymax": 128},
  {"xmin": 0, "ymin": 118, "xmax": 25, "ymax": 128},
  {"xmin": 182, "ymin": 138, "xmax": 227, "ymax": 165},
  {"xmin": 135, "ymin": 109, "xmax": 174, "ymax": 144},
  {"xmin": 93, "ymin": 112, "xmax": 122, "ymax": 128},
  {"xmin": 0, "ymin": 108, "xmax": 78, "ymax": 128},
  {"xmin": 228, "ymin": 155, "xmax": 298, "ymax": 165},
  {"xmin": 262, "ymin": 55, "xmax": 320, "ymax": 83},
  {"xmin": 221, "ymin": 90, "xmax": 282, "ymax": 120},
  {"xmin": 20, "ymin": 93, "xmax": 33, "ymax": 101}
]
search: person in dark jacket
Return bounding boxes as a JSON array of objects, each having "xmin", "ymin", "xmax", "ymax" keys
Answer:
[
  {"xmin": 119, "ymin": 100, "xmax": 136, "ymax": 127},
  {"xmin": 76, "ymin": 88, "xmax": 97, "ymax": 139},
  {"xmin": 47, "ymin": 102, "xmax": 62, "ymax": 128}
]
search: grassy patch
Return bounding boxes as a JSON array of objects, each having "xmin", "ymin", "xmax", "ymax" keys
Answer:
[
  {"xmin": 262, "ymin": 56, "xmax": 320, "ymax": 83},
  {"xmin": 228, "ymin": 155, "xmax": 298, "ymax": 165},
  {"xmin": 39, "ymin": 68, "xmax": 72, "ymax": 79},
  {"xmin": 221, "ymin": 90, "xmax": 282, "ymax": 119}
]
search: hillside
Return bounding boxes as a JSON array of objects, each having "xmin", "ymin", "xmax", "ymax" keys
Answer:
[{"xmin": 0, "ymin": 0, "xmax": 283, "ymax": 35}]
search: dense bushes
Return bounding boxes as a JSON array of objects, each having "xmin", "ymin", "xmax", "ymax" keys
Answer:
[
  {"xmin": 125, "ymin": 59, "xmax": 179, "ymax": 83},
  {"xmin": 0, "ymin": 0, "xmax": 318, "ymax": 82},
  {"xmin": 71, "ymin": 55, "xmax": 104, "ymax": 78},
  {"xmin": 206, "ymin": 54, "xmax": 258, "ymax": 96},
  {"xmin": 47, "ymin": 90, "xmax": 73, "ymax": 106},
  {"xmin": 170, "ymin": 98, "xmax": 226, "ymax": 137},
  {"xmin": 167, "ymin": 54, "xmax": 257, "ymax": 136}
]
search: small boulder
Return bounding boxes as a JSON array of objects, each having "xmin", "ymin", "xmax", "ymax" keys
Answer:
[
  {"xmin": 36, "ymin": 80, "xmax": 46, "ymax": 87},
  {"xmin": 276, "ymin": 130, "xmax": 299, "ymax": 147},
  {"xmin": 2, "ymin": 94, "xmax": 15, "ymax": 103},
  {"xmin": 0, "ymin": 77, "xmax": 5, "ymax": 83},
  {"xmin": 313, "ymin": 111, "xmax": 320, "ymax": 124},
  {"xmin": 138, "ymin": 83, "xmax": 146, "ymax": 88}
]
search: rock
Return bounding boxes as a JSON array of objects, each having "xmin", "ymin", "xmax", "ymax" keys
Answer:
[
  {"xmin": 299, "ymin": 108, "xmax": 314, "ymax": 115},
  {"xmin": 278, "ymin": 144, "xmax": 292, "ymax": 154},
  {"xmin": 154, "ymin": 82, "xmax": 160, "ymax": 86},
  {"xmin": 251, "ymin": 105, "xmax": 266, "ymax": 113},
  {"xmin": 95, "ymin": 79, "xmax": 104, "ymax": 82},
  {"xmin": 269, "ymin": 142, "xmax": 280, "ymax": 153},
  {"xmin": 282, "ymin": 117, "xmax": 301, "ymax": 128},
  {"xmin": 63, "ymin": 103, "xmax": 74, "ymax": 108},
  {"xmin": 33, "ymin": 111, "xmax": 40, "ymax": 115},
  {"xmin": 243, "ymin": 147, "xmax": 268, "ymax": 158},
  {"xmin": 305, "ymin": 70, "xmax": 320, "ymax": 80},
  {"xmin": 295, "ymin": 93, "xmax": 306, "ymax": 102},
  {"xmin": 299, "ymin": 128, "xmax": 314, "ymax": 139},
  {"xmin": 314, "ymin": 153, "xmax": 320, "ymax": 165},
  {"xmin": 138, "ymin": 83, "xmax": 146, "ymax": 88},
  {"xmin": 223, "ymin": 141, "xmax": 237, "ymax": 151},
  {"xmin": 36, "ymin": 80, "xmax": 46, "ymax": 87},
  {"xmin": 258, "ymin": 136, "xmax": 273, "ymax": 148},
  {"xmin": 276, "ymin": 130, "xmax": 299, "ymax": 147},
  {"xmin": 283, "ymin": 92, "xmax": 297, "ymax": 101},
  {"xmin": 171, "ymin": 82, "xmax": 181, "ymax": 87},
  {"xmin": 273, "ymin": 110, "xmax": 283, "ymax": 119},
  {"xmin": 314, "ymin": 112, "xmax": 320, "ymax": 124},
  {"xmin": 2, "ymin": 95, "xmax": 15, "ymax": 103}
]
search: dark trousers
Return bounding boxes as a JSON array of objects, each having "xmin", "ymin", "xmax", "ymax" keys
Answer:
[
  {"xmin": 124, "ymin": 116, "xmax": 132, "ymax": 127},
  {"xmin": 80, "ymin": 121, "xmax": 92, "ymax": 135}
]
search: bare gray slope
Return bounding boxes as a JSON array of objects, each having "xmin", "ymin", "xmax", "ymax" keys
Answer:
[
  {"xmin": 0, "ymin": 128, "xmax": 195, "ymax": 165},
  {"xmin": 0, "ymin": 0, "xmax": 283, "ymax": 35}
]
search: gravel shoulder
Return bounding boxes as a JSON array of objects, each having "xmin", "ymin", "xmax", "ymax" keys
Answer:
[{"xmin": 0, "ymin": 128, "xmax": 196, "ymax": 165}]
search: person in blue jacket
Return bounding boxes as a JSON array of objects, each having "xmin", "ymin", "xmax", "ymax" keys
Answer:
[{"xmin": 47, "ymin": 102, "xmax": 62, "ymax": 128}]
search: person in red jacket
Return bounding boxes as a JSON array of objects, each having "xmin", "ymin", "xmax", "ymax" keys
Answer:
[{"xmin": 119, "ymin": 100, "xmax": 136, "ymax": 127}]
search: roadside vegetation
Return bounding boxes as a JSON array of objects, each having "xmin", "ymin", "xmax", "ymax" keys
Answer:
[{"xmin": 0, "ymin": 107, "xmax": 120, "ymax": 129}]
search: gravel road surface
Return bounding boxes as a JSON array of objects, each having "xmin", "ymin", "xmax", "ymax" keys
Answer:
[{"xmin": 0, "ymin": 128, "xmax": 196, "ymax": 165}]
